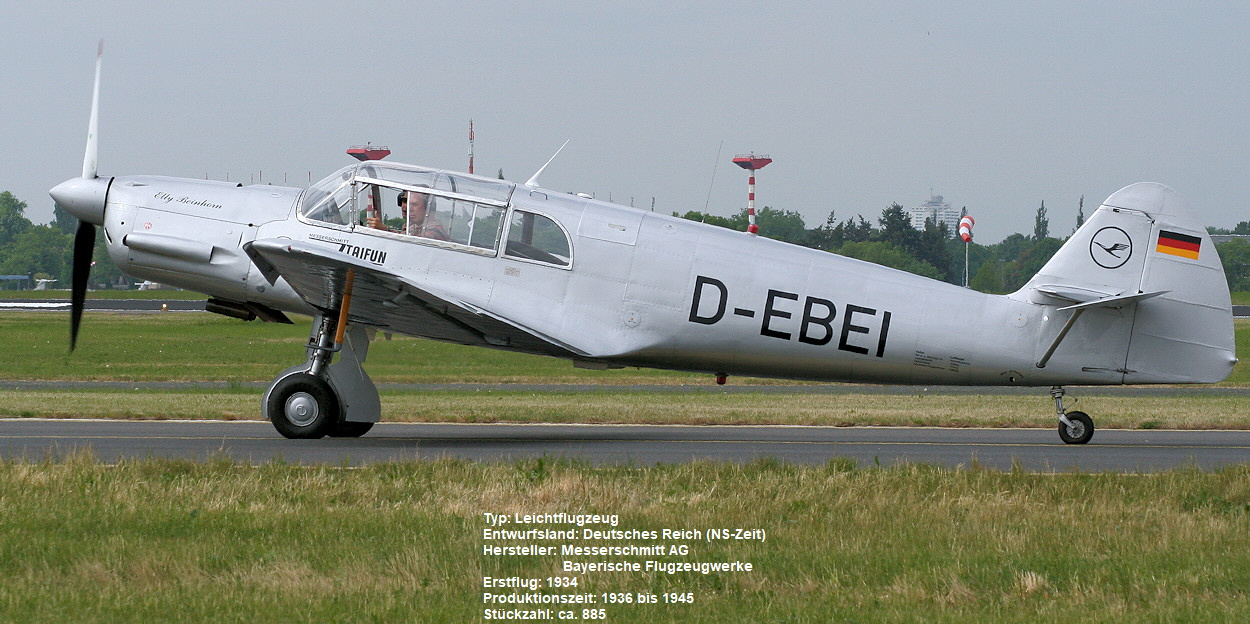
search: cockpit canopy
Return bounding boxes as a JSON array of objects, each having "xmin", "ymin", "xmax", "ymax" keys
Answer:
[
  {"xmin": 300, "ymin": 162, "xmax": 514, "ymax": 248},
  {"xmin": 298, "ymin": 161, "xmax": 570, "ymax": 267}
]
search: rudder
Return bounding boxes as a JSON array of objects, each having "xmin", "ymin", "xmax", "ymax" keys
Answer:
[{"xmin": 1116, "ymin": 184, "xmax": 1236, "ymax": 382}]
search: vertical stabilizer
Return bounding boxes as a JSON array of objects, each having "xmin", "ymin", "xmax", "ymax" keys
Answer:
[{"xmin": 1017, "ymin": 183, "xmax": 1235, "ymax": 383}]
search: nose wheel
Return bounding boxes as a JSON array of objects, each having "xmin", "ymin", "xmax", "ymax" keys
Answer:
[
  {"xmin": 1052, "ymin": 387, "xmax": 1094, "ymax": 444},
  {"xmin": 263, "ymin": 313, "xmax": 380, "ymax": 439}
]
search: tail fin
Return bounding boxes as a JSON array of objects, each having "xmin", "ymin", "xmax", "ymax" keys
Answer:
[{"xmin": 1017, "ymin": 183, "xmax": 1235, "ymax": 383}]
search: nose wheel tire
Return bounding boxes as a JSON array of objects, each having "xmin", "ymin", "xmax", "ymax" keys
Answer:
[
  {"xmin": 1058, "ymin": 410, "xmax": 1094, "ymax": 445},
  {"xmin": 267, "ymin": 373, "xmax": 339, "ymax": 439}
]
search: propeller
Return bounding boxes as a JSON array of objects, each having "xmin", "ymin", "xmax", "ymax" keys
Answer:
[
  {"xmin": 70, "ymin": 223, "xmax": 95, "ymax": 350},
  {"xmin": 49, "ymin": 40, "xmax": 111, "ymax": 351},
  {"xmin": 83, "ymin": 40, "xmax": 102, "ymax": 181}
]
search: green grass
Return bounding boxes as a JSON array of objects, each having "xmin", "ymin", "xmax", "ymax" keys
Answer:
[
  {"xmin": 4, "ymin": 311, "xmax": 1250, "ymax": 385},
  {"xmin": 4, "ymin": 300, "xmax": 1249, "ymax": 622},
  {"xmin": 1, "ymin": 312, "xmax": 1248, "ymax": 429},
  {"xmin": 2, "ymin": 455, "xmax": 1249, "ymax": 622},
  {"xmin": 3, "ymin": 388, "xmax": 1248, "ymax": 430},
  {"xmin": 0, "ymin": 311, "xmax": 800, "ymax": 384}
]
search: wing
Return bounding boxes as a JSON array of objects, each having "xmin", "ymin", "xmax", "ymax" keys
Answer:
[{"xmin": 244, "ymin": 239, "xmax": 588, "ymax": 359}]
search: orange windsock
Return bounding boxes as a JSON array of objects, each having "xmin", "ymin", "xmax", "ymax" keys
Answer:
[{"xmin": 959, "ymin": 215, "xmax": 974, "ymax": 243}]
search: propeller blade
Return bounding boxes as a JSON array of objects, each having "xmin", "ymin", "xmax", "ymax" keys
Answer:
[
  {"xmin": 70, "ymin": 222, "xmax": 96, "ymax": 351},
  {"xmin": 82, "ymin": 40, "xmax": 103, "ymax": 180}
]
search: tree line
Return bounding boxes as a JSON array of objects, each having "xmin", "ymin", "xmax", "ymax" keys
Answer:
[
  {"xmin": 0, "ymin": 191, "xmax": 124, "ymax": 289},
  {"xmin": 677, "ymin": 200, "xmax": 1064, "ymax": 293},
  {"xmin": 3, "ymin": 188, "xmax": 1249, "ymax": 293},
  {"xmin": 678, "ymin": 198, "xmax": 1250, "ymax": 294}
]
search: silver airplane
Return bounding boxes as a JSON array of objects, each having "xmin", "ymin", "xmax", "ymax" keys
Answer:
[{"xmin": 50, "ymin": 45, "xmax": 1236, "ymax": 443}]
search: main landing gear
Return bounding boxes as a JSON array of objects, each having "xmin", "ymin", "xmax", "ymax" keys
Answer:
[
  {"xmin": 1051, "ymin": 386, "xmax": 1094, "ymax": 445},
  {"xmin": 262, "ymin": 312, "xmax": 381, "ymax": 439}
]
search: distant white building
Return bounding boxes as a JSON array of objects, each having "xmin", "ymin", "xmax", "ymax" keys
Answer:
[{"xmin": 908, "ymin": 194, "xmax": 961, "ymax": 233}]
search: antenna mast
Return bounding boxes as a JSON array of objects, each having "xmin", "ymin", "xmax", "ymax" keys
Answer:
[{"xmin": 732, "ymin": 153, "xmax": 772, "ymax": 235}]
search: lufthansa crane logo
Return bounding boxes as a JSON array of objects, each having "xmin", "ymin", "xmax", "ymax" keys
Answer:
[{"xmin": 1089, "ymin": 226, "xmax": 1132, "ymax": 269}]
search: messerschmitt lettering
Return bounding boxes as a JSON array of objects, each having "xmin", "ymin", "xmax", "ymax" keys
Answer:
[
  {"xmin": 688, "ymin": 275, "xmax": 893, "ymax": 358},
  {"xmin": 50, "ymin": 43, "xmax": 1237, "ymax": 445},
  {"xmin": 308, "ymin": 232, "xmax": 349, "ymax": 245}
]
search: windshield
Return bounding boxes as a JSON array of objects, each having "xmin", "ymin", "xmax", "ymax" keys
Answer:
[{"xmin": 299, "ymin": 165, "xmax": 356, "ymax": 226}]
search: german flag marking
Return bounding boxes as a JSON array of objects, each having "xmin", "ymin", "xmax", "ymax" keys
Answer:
[{"xmin": 1156, "ymin": 230, "xmax": 1201, "ymax": 260}]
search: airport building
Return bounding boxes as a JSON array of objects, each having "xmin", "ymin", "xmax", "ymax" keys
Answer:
[{"xmin": 908, "ymin": 194, "xmax": 961, "ymax": 233}]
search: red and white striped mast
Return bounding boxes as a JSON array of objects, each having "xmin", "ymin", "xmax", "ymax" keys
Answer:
[
  {"xmin": 732, "ymin": 153, "xmax": 772, "ymax": 235},
  {"xmin": 468, "ymin": 119, "xmax": 475, "ymax": 175}
]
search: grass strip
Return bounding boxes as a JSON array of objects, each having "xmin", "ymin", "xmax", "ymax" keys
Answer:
[
  {"xmin": 4, "ymin": 312, "xmax": 1250, "ymax": 385},
  {"xmin": 1, "ymin": 455, "xmax": 1248, "ymax": 622},
  {"xmin": 2, "ymin": 388, "xmax": 1248, "ymax": 430},
  {"xmin": 0, "ymin": 312, "xmax": 776, "ymax": 384}
]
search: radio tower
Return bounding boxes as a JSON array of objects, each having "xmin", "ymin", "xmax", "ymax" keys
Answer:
[
  {"xmin": 468, "ymin": 119, "xmax": 475, "ymax": 174},
  {"xmin": 732, "ymin": 153, "xmax": 772, "ymax": 235}
]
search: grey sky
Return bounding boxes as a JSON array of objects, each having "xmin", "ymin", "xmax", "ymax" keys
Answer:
[{"xmin": 5, "ymin": 1, "xmax": 1249, "ymax": 243}]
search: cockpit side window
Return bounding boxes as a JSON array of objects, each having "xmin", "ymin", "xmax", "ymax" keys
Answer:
[
  {"xmin": 306, "ymin": 162, "xmax": 516, "ymax": 254},
  {"xmin": 504, "ymin": 210, "xmax": 571, "ymax": 267},
  {"xmin": 353, "ymin": 182, "xmax": 430, "ymax": 233},
  {"xmin": 427, "ymin": 173, "xmax": 509, "ymax": 250},
  {"xmin": 360, "ymin": 184, "xmax": 505, "ymax": 250},
  {"xmin": 431, "ymin": 196, "xmax": 506, "ymax": 249}
]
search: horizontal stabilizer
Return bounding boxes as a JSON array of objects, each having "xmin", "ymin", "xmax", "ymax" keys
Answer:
[
  {"xmin": 1057, "ymin": 290, "xmax": 1167, "ymax": 312},
  {"xmin": 1031, "ymin": 284, "xmax": 1119, "ymax": 305}
]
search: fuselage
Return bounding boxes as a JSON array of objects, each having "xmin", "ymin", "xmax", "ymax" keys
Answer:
[{"xmin": 93, "ymin": 163, "xmax": 1234, "ymax": 388}]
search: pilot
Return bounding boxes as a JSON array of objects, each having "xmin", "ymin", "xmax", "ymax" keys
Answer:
[{"xmin": 368, "ymin": 187, "xmax": 448, "ymax": 240}]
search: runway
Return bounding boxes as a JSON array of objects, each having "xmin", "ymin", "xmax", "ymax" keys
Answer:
[
  {"xmin": 0, "ymin": 299, "xmax": 205, "ymax": 312},
  {"xmin": 3, "ymin": 419, "xmax": 1248, "ymax": 472}
]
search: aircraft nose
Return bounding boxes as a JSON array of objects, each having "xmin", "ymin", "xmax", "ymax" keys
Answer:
[{"xmin": 50, "ymin": 176, "xmax": 111, "ymax": 226}]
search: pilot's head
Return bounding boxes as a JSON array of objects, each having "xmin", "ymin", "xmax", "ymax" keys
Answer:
[{"xmin": 397, "ymin": 186, "xmax": 430, "ymax": 216}]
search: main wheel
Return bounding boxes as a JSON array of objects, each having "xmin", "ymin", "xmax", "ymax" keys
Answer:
[
  {"xmin": 1058, "ymin": 410, "xmax": 1094, "ymax": 445},
  {"xmin": 328, "ymin": 421, "xmax": 374, "ymax": 438},
  {"xmin": 267, "ymin": 372, "xmax": 339, "ymax": 439}
]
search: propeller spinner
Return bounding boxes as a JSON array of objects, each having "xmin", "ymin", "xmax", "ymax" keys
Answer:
[{"xmin": 49, "ymin": 40, "xmax": 111, "ymax": 351}]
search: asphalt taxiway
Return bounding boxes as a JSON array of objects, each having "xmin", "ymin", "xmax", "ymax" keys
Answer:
[
  {"xmin": 0, "ymin": 299, "xmax": 205, "ymax": 312},
  {"xmin": 2, "ymin": 420, "xmax": 1248, "ymax": 472}
]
